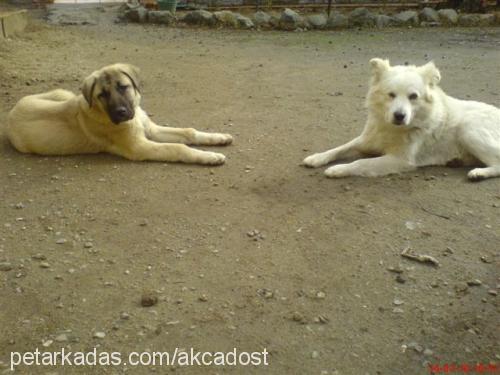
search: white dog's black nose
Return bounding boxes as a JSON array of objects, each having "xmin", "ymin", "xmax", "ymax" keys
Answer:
[{"xmin": 393, "ymin": 112, "xmax": 406, "ymax": 125}]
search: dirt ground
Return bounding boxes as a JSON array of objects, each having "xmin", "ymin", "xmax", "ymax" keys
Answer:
[{"xmin": 0, "ymin": 6, "xmax": 499, "ymax": 375}]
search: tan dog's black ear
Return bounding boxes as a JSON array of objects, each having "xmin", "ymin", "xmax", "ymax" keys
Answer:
[
  {"xmin": 418, "ymin": 61, "xmax": 441, "ymax": 87},
  {"xmin": 369, "ymin": 58, "xmax": 390, "ymax": 82},
  {"xmin": 118, "ymin": 64, "xmax": 140, "ymax": 93},
  {"xmin": 81, "ymin": 74, "xmax": 97, "ymax": 107}
]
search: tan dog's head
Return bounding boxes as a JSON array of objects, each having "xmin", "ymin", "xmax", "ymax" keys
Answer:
[
  {"xmin": 367, "ymin": 58, "xmax": 441, "ymax": 128},
  {"xmin": 81, "ymin": 64, "xmax": 141, "ymax": 124}
]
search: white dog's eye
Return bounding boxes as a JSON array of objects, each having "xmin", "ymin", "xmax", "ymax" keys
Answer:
[
  {"xmin": 409, "ymin": 93, "xmax": 418, "ymax": 100},
  {"xmin": 389, "ymin": 92, "xmax": 396, "ymax": 99}
]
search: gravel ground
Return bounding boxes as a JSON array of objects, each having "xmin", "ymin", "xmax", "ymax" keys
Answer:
[{"xmin": 0, "ymin": 6, "xmax": 499, "ymax": 375}]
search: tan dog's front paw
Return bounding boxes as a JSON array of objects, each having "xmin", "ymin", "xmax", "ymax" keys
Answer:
[
  {"xmin": 215, "ymin": 133, "xmax": 233, "ymax": 146},
  {"xmin": 202, "ymin": 152, "xmax": 226, "ymax": 165}
]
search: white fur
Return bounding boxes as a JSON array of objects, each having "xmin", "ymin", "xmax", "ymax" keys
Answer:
[{"xmin": 303, "ymin": 58, "xmax": 500, "ymax": 181}]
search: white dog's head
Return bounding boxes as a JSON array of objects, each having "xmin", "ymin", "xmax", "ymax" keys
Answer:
[{"xmin": 366, "ymin": 58, "xmax": 441, "ymax": 128}]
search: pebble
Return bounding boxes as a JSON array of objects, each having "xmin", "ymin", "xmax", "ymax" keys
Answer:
[
  {"xmin": 32, "ymin": 254, "xmax": 47, "ymax": 260},
  {"xmin": 40, "ymin": 262, "xmax": 51, "ymax": 269},
  {"xmin": 93, "ymin": 332, "xmax": 106, "ymax": 339},
  {"xmin": 292, "ymin": 311, "xmax": 306, "ymax": 323},
  {"xmin": 316, "ymin": 291, "xmax": 326, "ymax": 299},
  {"xmin": 395, "ymin": 275, "xmax": 406, "ymax": 284},
  {"xmin": 467, "ymin": 279, "xmax": 482, "ymax": 286},
  {"xmin": 311, "ymin": 351, "xmax": 319, "ymax": 359},
  {"xmin": 120, "ymin": 312, "xmax": 130, "ymax": 320},
  {"xmin": 407, "ymin": 342, "xmax": 423, "ymax": 353},
  {"xmin": 198, "ymin": 294, "xmax": 208, "ymax": 302},
  {"xmin": 315, "ymin": 315, "xmax": 329, "ymax": 324},
  {"xmin": 488, "ymin": 289, "xmax": 498, "ymax": 296},
  {"xmin": 393, "ymin": 298, "xmax": 404, "ymax": 306},
  {"xmin": 56, "ymin": 238, "xmax": 67, "ymax": 244},
  {"xmin": 423, "ymin": 348, "xmax": 434, "ymax": 356},
  {"xmin": 392, "ymin": 308, "xmax": 404, "ymax": 314},
  {"xmin": 0, "ymin": 262, "xmax": 13, "ymax": 271},
  {"xmin": 141, "ymin": 291, "xmax": 159, "ymax": 307},
  {"xmin": 387, "ymin": 266, "xmax": 403, "ymax": 274},
  {"xmin": 55, "ymin": 334, "xmax": 68, "ymax": 342},
  {"xmin": 83, "ymin": 242, "xmax": 93, "ymax": 248}
]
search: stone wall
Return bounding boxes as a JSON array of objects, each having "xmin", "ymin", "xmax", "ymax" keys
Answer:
[{"xmin": 122, "ymin": 4, "xmax": 500, "ymax": 29}]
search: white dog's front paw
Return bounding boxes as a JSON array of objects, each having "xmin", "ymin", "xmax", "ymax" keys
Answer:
[
  {"xmin": 303, "ymin": 153, "xmax": 330, "ymax": 168},
  {"xmin": 467, "ymin": 168, "xmax": 487, "ymax": 181},
  {"xmin": 324, "ymin": 165, "xmax": 350, "ymax": 178}
]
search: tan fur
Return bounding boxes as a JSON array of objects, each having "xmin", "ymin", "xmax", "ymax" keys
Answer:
[{"xmin": 6, "ymin": 63, "xmax": 232, "ymax": 165}]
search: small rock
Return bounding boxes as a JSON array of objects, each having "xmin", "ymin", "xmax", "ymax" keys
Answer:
[
  {"xmin": 198, "ymin": 294, "xmax": 208, "ymax": 302},
  {"xmin": 467, "ymin": 279, "xmax": 482, "ymax": 286},
  {"xmin": 93, "ymin": 332, "xmax": 106, "ymax": 339},
  {"xmin": 488, "ymin": 289, "xmax": 498, "ymax": 296},
  {"xmin": 408, "ymin": 342, "xmax": 423, "ymax": 353},
  {"xmin": 32, "ymin": 253, "xmax": 47, "ymax": 260},
  {"xmin": 55, "ymin": 334, "xmax": 68, "ymax": 342},
  {"xmin": 292, "ymin": 311, "xmax": 306, "ymax": 323},
  {"xmin": 311, "ymin": 350, "xmax": 319, "ymax": 359},
  {"xmin": 0, "ymin": 262, "xmax": 13, "ymax": 272},
  {"xmin": 316, "ymin": 315, "xmax": 329, "ymax": 324},
  {"xmin": 40, "ymin": 262, "xmax": 50, "ymax": 269},
  {"xmin": 56, "ymin": 238, "xmax": 67, "ymax": 244},
  {"xmin": 141, "ymin": 291, "xmax": 159, "ymax": 307},
  {"xmin": 120, "ymin": 312, "xmax": 130, "ymax": 320},
  {"xmin": 83, "ymin": 242, "xmax": 93, "ymax": 249},
  {"xmin": 393, "ymin": 298, "xmax": 404, "ymax": 306},
  {"xmin": 387, "ymin": 266, "xmax": 404, "ymax": 273},
  {"xmin": 395, "ymin": 275, "xmax": 406, "ymax": 284},
  {"xmin": 316, "ymin": 291, "xmax": 326, "ymax": 299},
  {"xmin": 423, "ymin": 348, "xmax": 434, "ymax": 356}
]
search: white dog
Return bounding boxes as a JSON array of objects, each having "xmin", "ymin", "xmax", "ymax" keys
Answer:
[{"xmin": 303, "ymin": 58, "xmax": 500, "ymax": 181}]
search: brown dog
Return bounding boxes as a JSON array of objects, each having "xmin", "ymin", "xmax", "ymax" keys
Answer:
[{"xmin": 6, "ymin": 63, "xmax": 232, "ymax": 164}]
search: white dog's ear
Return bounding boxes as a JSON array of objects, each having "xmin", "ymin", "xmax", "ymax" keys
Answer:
[
  {"xmin": 418, "ymin": 61, "xmax": 441, "ymax": 87},
  {"xmin": 81, "ymin": 74, "xmax": 97, "ymax": 107},
  {"xmin": 369, "ymin": 58, "xmax": 390, "ymax": 81}
]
